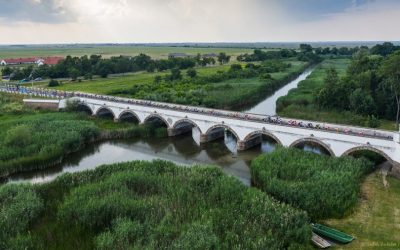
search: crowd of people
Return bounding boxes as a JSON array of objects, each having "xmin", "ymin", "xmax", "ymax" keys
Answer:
[{"xmin": 0, "ymin": 84, "xmax": 394, "ymax": 141}]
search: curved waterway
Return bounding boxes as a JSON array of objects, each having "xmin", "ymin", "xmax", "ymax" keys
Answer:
[
  {"xmin": 6, "ymin": 67, "xmax": 321, "ymax": 185},
  {"xmin": 246, "ymin": 67, "xmax": 315, "ymax": 115}
]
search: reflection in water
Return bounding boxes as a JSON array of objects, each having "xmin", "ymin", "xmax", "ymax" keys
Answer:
[{"xmin": 294, "ymin": 143, "xmax": 330, "ymax": 156}]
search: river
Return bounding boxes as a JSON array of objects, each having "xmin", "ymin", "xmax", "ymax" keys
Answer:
[{"xmin": 6, "ymin": 68, "xmax": 321, "ymax": 185}]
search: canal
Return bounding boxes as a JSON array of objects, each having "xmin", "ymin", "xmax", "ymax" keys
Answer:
[{"xmin": 7, "ymin": 67, "xmax": 324, "ymax": 185}]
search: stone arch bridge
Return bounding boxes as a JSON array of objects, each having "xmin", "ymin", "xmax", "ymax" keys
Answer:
[{"xmin": 57, "ymin": 95, "xmax": 400, "ymax": 177}]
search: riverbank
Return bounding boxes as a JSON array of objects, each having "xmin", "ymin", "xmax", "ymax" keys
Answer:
[
  {"xmin": 277, "ymin": 58, "xmax": 397, "ymax": 130},
  {"xmin": 324, "ymin": 171, "xmax": 400, "ymax": 249},
  {"xmin": 0, "ymin": 93, "xmax": 168, "ymax": 179},
  {"xmin": 0, "ymin": 115, "xmax": 167, "ymax": 179}
]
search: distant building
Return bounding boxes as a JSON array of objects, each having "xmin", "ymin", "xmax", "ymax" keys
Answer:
[
  {"xmin": 0, "ymin": 57, "xmax": 37, "ymax": 66},
  {"xmin": 38, "ymin": 57, "xmax": 64, "ymax": 66},
  {"xmin": 0, "ymin": 57, "xmax": 63, "ymax": 66},
  {"xmin": 168, "ymin": 53, "xmax": 189, "ymax": 58}
]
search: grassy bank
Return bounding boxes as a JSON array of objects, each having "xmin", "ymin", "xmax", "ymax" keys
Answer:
[
  {"xmin": 277, "ymin": 58, "xmax": 397, "ymax": 130},
  {"xmin": 324, "ymin": 172, "xmax": 400, "ymax": 249},
  {"xmin": 1, "ymin": 160, "xmax": 311, "ymax": 249}
]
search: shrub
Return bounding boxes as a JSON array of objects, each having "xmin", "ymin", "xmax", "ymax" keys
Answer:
[
  {"xmin": 48, "ymin": 79, "xmax": 60, "ymax": 87},
  {"xmin": 4, "ymin": 125, "xmax": 32, "ymax": 147},
  {"xmin": 251, "ymin": 147, "xmax": 373, "ymax": 219},
  {"xmin": 186, "ymin": 68, "xmax": 197, "ymax": 78}
]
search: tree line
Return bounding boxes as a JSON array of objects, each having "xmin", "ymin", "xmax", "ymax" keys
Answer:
[
  {"xmin": 1, "ymin": 53, "xmax": 232, "ymax": 81},
  {"xmin": 316, "ymin": 48, "xmax": 400, "ymax": 129},
  {"xmin": 238, "ymin": 42, "xmax": 400, "ymax": 63}
]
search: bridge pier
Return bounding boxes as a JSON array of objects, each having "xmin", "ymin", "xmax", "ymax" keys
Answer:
[
  {"xmin": 390, "ymin": 163, "xmax": 400, "ymax": 179},
  {"xmin": 167, "ymin": 125, "xmax": 193, "ymax": 137},
  {"xmin": 200, "ymin": 128, "xmax": 225, "ymax": 143},
  {"xmin": 237, "ymin": 135, "xmax": 262, "ymax": 151}
]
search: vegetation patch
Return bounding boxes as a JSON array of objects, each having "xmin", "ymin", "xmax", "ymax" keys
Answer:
[
  {"xmin": 18, "ymin": 160, "xmax": 312, "ymax": 249},
  {"xmin": 0, "ymin": 112, "xmax": 100, "ymax": 177},
  {"xmin": 251, "ymin": 147, "xmax": 373, "ymax": 220},
  {"xmin": 0, "ymin": 93, "xmax": 168, "ymax": 178},
  {"xmin": 324, "ymin": 172, "xmax": 400, "ymax": 249},
  {"xmin": 0, "ymin": 184, "xmax": 43, "ymax": 250}
]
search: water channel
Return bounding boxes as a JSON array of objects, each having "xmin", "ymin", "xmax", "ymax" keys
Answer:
[{"xmin": 6, "ymin": 67, "xmax": 322, "ymax": 185}]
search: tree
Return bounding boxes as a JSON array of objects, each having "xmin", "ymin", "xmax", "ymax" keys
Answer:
[
  {"xmin": 165, "ymin": 68, "xmax": 182, "ymax": 81},
  {"xmin": 230, "ymin": 64, "xmax": 242, "ymax": 71},
  {"xmin": 154, "ymin": 75, "xmax": 162, "ymax": 84},
  {"xmin": 325, "ymin": 67, "xmax": 339, "ymax": 88},
  {"xmin": 1, "ymin": 66, "xmax": 13, "ymax": 76},
  {"xmin": 371, "ymin": 42, "xmax": 400, "ymax": 57},
  {"xmin": 299, "ymin": 44, "xmax": 313, "ymax": 53},
  {"xmin": 186, "ymin": 68, "xmax": 197, "ymax": 78},
  {"xmin": 68, "ymin": 68, "xmax": 80, "ymax": 81},
  {"xmin": 381, "ymin": 51, "xmax": 400, "ymax": 129},
  {"xmin": 349, "ymin": 88, "xmax": 375, "ymax": 115},
  {"xmin": 217, "ymin": 52, "xmax": 231, "ymax": 65}
]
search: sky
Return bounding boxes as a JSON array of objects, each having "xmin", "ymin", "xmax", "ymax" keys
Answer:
[{"xmin": 0, "ymin": 0, "xmax": 399, "ymax": 44}]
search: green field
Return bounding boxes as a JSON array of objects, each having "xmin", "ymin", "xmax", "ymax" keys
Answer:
[
  {"xmin": 277, "ymin": 58, "xmax": 397, "ymax": 130},
  {"xmin": 0, "ymin": 45, "xmax": 253, "ymax": 59}
]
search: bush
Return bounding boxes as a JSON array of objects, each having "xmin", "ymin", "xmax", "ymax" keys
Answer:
[
  {"xmin": 48, "ymin": 79, "xmax": 60, "ymax": 87},
  {"xmin": 186, "ymin": 68, "xmax": 197, "ymax": 78},
  {"xmin": 251, "ymin": 147, "xmax": 373, "ymax": 219},
  {"xmin": 4, "ymin": 125, "xmax": 32, "ymax": 147}
]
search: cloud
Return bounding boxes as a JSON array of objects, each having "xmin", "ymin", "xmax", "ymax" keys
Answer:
[
  {"xmin": 0, "ymin": 0, "xmax": 399, "ymax": 43},
  {"xmin": 0, "ymin": 0, "xmax": 75, "ymax": 23}
]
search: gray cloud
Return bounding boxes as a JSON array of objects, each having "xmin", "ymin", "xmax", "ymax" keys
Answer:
[{"xmin": 0, "ymin": 0, "xmax": 75, "ymax": 23}]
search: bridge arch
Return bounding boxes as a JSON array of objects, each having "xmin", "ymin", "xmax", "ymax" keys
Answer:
[
  {"xmin": 205, "ymin": 124, "xmax": 240, "ymax": 141},
  {"xmin": 341, "ymin": 146, "xmax": 393, "ymax": 164},
  {"xmin": 76, "ymin": 102, "xmax": 93, "ymax": 115},
  {"xmin": 173, "ymin": 119, "xmax": 202, "ymax": 134},
  {"xmin": 118, "ymin": 110, "xmax": 141, "ymax": 123},
  {"xmin": 243, "ymin": 130, "xmax": 283, "ymax": 145},
  {"xmin": 289, "ymin": 137, "xmax": 335, "ymax": 156},
  {"xmin": 95, "ymin": 106, "xmax": 116, "ymax": 119},
  {"xmin": 143, "ymin": 113, "xmax": 170, "ymax": 128}
]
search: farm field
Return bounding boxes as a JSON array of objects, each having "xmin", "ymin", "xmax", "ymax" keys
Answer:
[{"xmin": 0, "ymin": 45, "xmax": 254, "ymax": 59}]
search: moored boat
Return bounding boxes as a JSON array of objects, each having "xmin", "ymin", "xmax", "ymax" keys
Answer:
[{"xmin": 312, "ymin": 223, "xmax": 354, "ymax": 244}]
